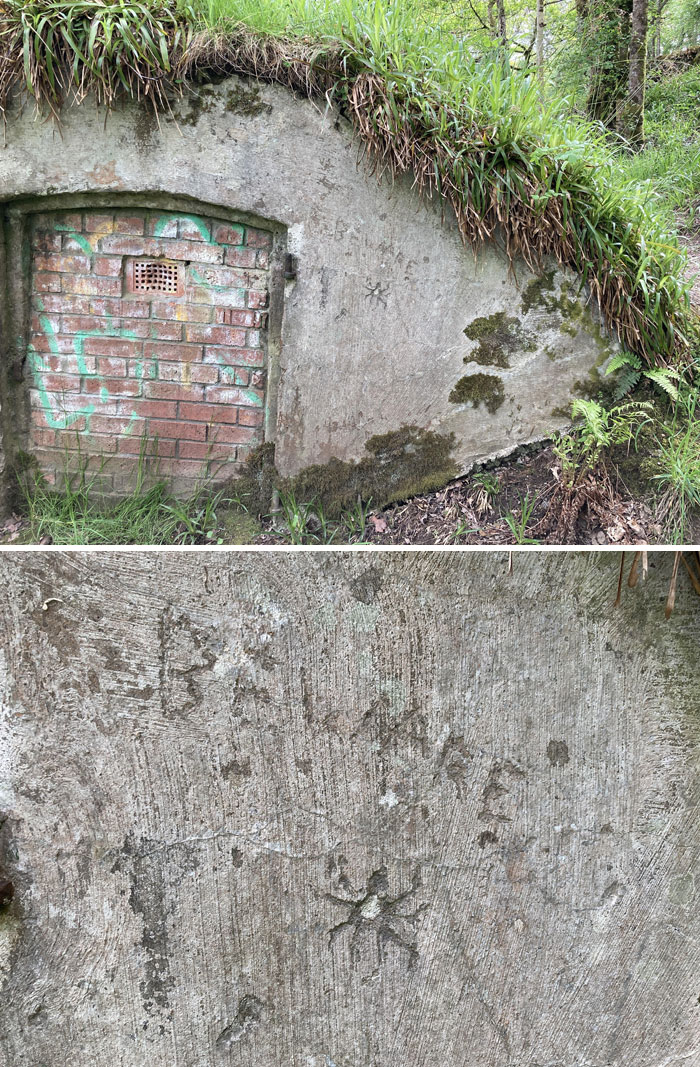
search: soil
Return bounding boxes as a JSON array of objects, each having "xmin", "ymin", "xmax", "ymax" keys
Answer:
[{"xmin": 253, "ymin": 441, "xmax": 675, "ymax": 547}]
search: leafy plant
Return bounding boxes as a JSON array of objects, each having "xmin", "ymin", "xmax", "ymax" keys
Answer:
[
  {"xmin": 605, "ymin": 348, "xmax": 683, "ymax": 402},
  {"xmin": 654, "ymin": 389, "xmax": 700, "ymax": 542},
  {"xmin": 503, "ymin": 493, "xmax": 539, "ymax": 544},
  {"xmin": 0, "ymin": 0, "xmax": 194, "ymax": 120},
  {"xmin": 342, "ymin": 495, "xmax": 372, "ymax": 541},
  {"xmin": 554, "ymin": 397, "xmax": 653, "ymax": 480},
  {"xmin": 275, "ymin": 489, "xmax": 338, "ymax": 545}
]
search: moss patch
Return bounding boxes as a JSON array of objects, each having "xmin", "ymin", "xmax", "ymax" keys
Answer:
[
  {"xmin": 224, "ymin": 83, "xmax": 271, "ymax": 116},
  {"xmin": 225, "ymin": 426, "xmax": 458, "ymax": 519},
  {"xmin": 449, "ymin": 373, "xmax": 505, "ymax": 413},
  {"xmin": 463, "ymin": 311, "xmax": 536, "ymax": 368},
  {"xmin": 520, "ymin": 270, "xmax": 558, "ymax": 313}
]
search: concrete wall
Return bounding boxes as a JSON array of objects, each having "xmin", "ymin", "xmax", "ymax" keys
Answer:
[
  {"xmin": 0, "ymin": 77, "xmax": 617, "ymax": 495},
  {"xmin": 0, "ymin": 552, "xmax": 697, "ymax": 1067}
]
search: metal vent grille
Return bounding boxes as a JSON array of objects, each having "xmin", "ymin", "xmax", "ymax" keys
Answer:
[{"xmin": 126, "ymin": 258, "xmax": 184, "ymax": 296}]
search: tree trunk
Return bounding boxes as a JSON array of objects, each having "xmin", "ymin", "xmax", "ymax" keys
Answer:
[
  {"xmin": 620, "ymin": 0, "xmax": 650, "ymax": 143},
  {"xmin": 496, "ymin": 0, "xmax": 508, "ymax": 50},
  {"xmin": 1, "ymin": 553, "xmax": 699, "ymax": 1066},
  {"xmin": 536, "ymin": 0, "xmax": 546, "ymax": 78},
  {"xmin": 586, "ymin": 0, "xmax": 633, "ymax": 125}
]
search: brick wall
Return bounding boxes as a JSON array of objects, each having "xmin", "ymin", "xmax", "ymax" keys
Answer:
[{"xmin": 26, "ymin": 208, "xmax": 271, "ymax": 494}]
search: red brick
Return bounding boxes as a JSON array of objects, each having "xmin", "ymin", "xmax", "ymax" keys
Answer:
[
  {"xmin": 178, "ymin": 401, "xmax": 239, "ymax": 424},
  {"xmin": 143, "ymin": 342, "xmax": 203, "ymax": 363},
  {"xmin": 179, "ymin": 218, "xmax": 211, "ymax": 242},
  {"xmin": 34, "ymin": 273, "xmax": 62, "ymax": 294},
  {"xmin": 77, "ymin": 433, "xmax": 119, "ymax": 454},
  {"xmin": 62, "ymin": 275, "xmax": 121, "ymax": 297},
  {"xmin": 61, "ymin": 315, "xmax": 110, "ymax": 335},
  {"xmin": 224, "ymin": 247, "xmax": 258, "ymax": 268},
  {"xmin": 34, "ymin": 253, "xmax": 91, "ymax": 274},
  {"xmin": 205, "ymin": 385, "xmax": 264, "ymax": 407},
  {"xmin": 84, "ymin": 377, "xmax": 141, "ymax": 397},
  {"xmin": 185, "ymin": 325, "xmax": 246, "ymax": 346},
  {"xmin": 247, "ymin": 290, "xmax": 269, "ymax": 309},
  {"xmin": 256, "ymin": 250, "xmax": 270, "ymax": 269},
  {"xmin": 149, "ymin": 419, "xmax": 207, "ymax": 441},
  {"xmin": 96, "ymin": 357, "xmax": 128, "ymax": 377},
  {"xmin": 37, "ymin": 294, "xmax": 91, "ymax": 315},
  {"xmin": 168, "ymin": 459, "xmax": 218, "ymax": 478},
  {"xmin": 90, "ymin": 298, "xmax": 123, "ymax": 317},
  {"xmin": 246, "ymin": 228, "xmax": 272, "ymax": 249},
  {"xmin": 100, "ymin": 235, "xmax": 224, "ymax": 264},
  {"xmin": 146, "ymin": 321, "xmax": 183, "ymax": 341},
  {"xmin": 84, "ymin": 337, "xmax": 139, "ymax": 360},
  {"xmin": 31, "ymin": 312, "xmax": 61, "ymax": 336},
  {"xmin": 29, "ymin": 334, "xmax": 78, "ymax": 355},
  {"xmin": 143, "ymin": 381, "xmax": 205, "ymax": 402},
  {"xmin": 31, "ymin": 428, "xmax": 58, "ymax": 448},
  {"xmin": 150, "ymin": 300, "xmax": 212, "ymax": 323},
  {"xmin": 147, "ymin": 216, "xmax": 178, "ymax": 238},
  {"xmin": 213, "ymin": 222, "xmax": 244, "ymax": 246},
  {"xmin": 246, "ymin": 330, "xmax": 262, "ymax": 349},
  {"xmin": 55, "ymin": 213, "xmax": 83, "ymax": 231},
  {"xmin": 133, "ymin": 399, "xmax": 177, "ymax": 419},
  {"xmin": 219, "ymin": 367, "xmax": 249, "ymax": 387},
  {"xmin": 205, "ymin": 346, "xmax": 264, "ymax": 368},
  {"xmin": 63, "ymin": 236, "xmax": 95, "ymax": 254},
  {"xmin": 214, "ymin": 308, "xmax": 255, "ymax": 327},
  {"xmin": 118, "ymin": 436, "xmax": 176, "ymax": 457},
  {"xmin": 208, "ymin": 423, "xmax": 258, "ymax": 444},
  {"xmin": 177, "ymin": 440, "xmax": 236, "ymax": 460},
  {"xmin": 188, "ymin": 364, "xmax": 219, "ymax": 384},
  {"xmin": 84, "ymin": 213, "xmax": 115, "ymax": 234},
  {"xmin": 94, "ymin": 256, "xmax": 124, "ymax": 277},
  {"xmin": 119, "ymin": 301, "xmax": 151, "ymax": 319},
  {"xmin": 33, "ymin": 232, "xmax": 62, "ymax": 253},
  {"xmin": 238, "ymin": 408, "xmax": 264, "ymax": 427},
  {"xmin": 89, "ymin": 414, "xmax": 136, "ymax": 435},
  {"xmin": 41, "ymin": 373, "xmax": 82, "ymax": 393},
  {"xmin": 114, "ymin": 215, "xmax": 145, "ymax": 235},
  {"xmin": 155, "ymin": 362, "xmax": 185, "ymax": 382}
]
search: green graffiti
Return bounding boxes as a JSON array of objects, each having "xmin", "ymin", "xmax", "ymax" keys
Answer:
[
  {"xmin": 31, "ymin": 297, "xmax": 142, "ymax": 434},
  {"xmin": 53, "ymin": 223, "xmax": 94, "ymax": 257},
  {"xmin": 27, "ymin": 346, "xmax": 96, "ymax": 430},
  {"xmin": 154, "ymin": 213, "xmax": 213, "ymax": 242}
]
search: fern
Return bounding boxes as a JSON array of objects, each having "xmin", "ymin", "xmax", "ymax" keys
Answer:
[{"xmin": 605, "ymin": 348, "xmax": 682, "ymax": 401}]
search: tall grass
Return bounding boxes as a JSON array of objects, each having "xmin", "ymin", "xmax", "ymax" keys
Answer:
[{"xmin": 0, "ymin": 0, "xmax": 696, "ymax": 370}]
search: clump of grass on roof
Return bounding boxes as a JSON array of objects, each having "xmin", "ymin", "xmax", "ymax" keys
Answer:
[{"xmin": 0, "ymin": 0, "xmax": 696, "ymax": 370}]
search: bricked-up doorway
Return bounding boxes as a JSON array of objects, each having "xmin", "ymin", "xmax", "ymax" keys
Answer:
[{"xmin": 20, "ymin": 206, "xmax": 275, "ymax": 494}]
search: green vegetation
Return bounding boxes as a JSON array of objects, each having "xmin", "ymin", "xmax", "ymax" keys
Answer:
[
  {"xmin": 1, "ymin": 0, "xmax": 699, "ymax": 544},
  {"xmin": 0, "ymin": 0, "xmax": 694, "ymax": 370},
  {"xmin": 654, "ymin": 390, "xmax": 700, "ymax": 542},
  {"xmin": 18, "ymin": 454, "xmax": 229, "ymax": 545}
]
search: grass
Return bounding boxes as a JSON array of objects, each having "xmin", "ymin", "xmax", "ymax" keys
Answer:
[
  {"xmin": 19, "ymin": 454, "xmax": 231, "ymax": 545},
  {"xmin": 0, "ymin": 0, "xmax": 695, "ymax": 373},
  {"xmin": 619, "ymin": 65, "xmax": 700, "ymax": 221},
  {"xmin": 654, "ymin": 389, "xmax": 700, "ymax": 542}
]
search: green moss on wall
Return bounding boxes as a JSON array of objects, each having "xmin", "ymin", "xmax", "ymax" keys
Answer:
[
  {"xmin": 226, "ymin": 426, "xmax": 458, "ymax": 518},
  {"xmin": 463, "ymin": 311, "xmax": 536, "ymax": 368},
  {"xmin": 449, "ymin": 373, "xmax": 505, "ymax": 413}
]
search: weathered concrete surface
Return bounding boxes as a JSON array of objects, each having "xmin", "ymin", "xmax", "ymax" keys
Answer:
[
  {"xmin": 0, "ymin": 551, "xmax": 698, "ymax": 1067},
  {"xmin": 0, "ymin": 78, "xmax": 617, "ymax": 489}
]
